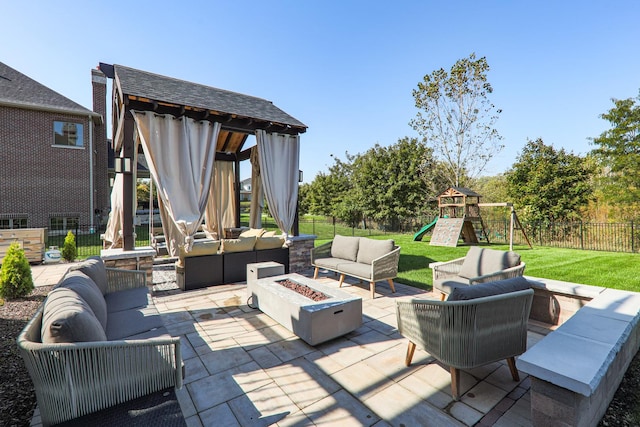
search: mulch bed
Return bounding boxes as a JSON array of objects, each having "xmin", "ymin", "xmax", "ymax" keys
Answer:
[{"xmin": 0, "ymin": 286, "xmax": 51, "ymax": 427}]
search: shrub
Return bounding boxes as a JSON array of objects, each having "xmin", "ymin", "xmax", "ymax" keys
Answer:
[
  {"xmin": 61, "ymin": 231, "xmax": 77, "ymax": 262},
  {"xmin": 0, "ymin": 242, "xmax": 34, "ymax": 299}
]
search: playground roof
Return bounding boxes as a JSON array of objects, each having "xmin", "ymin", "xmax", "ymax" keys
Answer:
[{"xmin": 439, "ymin": 187, "xmax": 482, "ymax": 198}]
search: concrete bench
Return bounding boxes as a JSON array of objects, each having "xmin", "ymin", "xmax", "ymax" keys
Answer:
[{"xmin": 518, "ymin": 276, "xmax": 640, "ymax": 427}]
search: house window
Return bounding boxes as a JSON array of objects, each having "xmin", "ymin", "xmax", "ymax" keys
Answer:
[
  {"xmin": 49, "ymin": 216, "xmax": 79, "ymax": 235},
  {"xmin": 53, "ymin": 121, "xmax": 84, "ymax": 147},
  {"xmin": 0, "ymin": 217, "xmax": 28, "ymax": 229}
]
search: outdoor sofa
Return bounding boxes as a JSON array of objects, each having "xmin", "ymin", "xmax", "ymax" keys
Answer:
[
  {"xmin": 431, "ymin": 246, "xmax": 526, "ymax": 300},
  {"xmin": 17, "ymin": 257, "xmax": 182, "ymax": 426},
  {"xmin": 311, "ymin": 235, "xmax": 401, "ymax": 298},
  {"xmin": 176, "ymin": 228, "xmax": 288, "ymax": 290}
]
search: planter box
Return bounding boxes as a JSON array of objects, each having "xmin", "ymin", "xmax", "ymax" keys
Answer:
[{"xmin": 249, "ymin": 273, "xmax": 362, "ymax": 345}]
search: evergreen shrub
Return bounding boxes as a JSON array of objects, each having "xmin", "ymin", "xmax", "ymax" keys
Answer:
[
  {"xmin": 0, "ymin": 242, "xmax": 34, "ymax": 299},
  {"xmin": 61, "ymin": 231, "xmax": 77, "ymax": 262}
]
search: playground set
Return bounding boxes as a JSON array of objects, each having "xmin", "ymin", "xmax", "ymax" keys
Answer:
[{"xmin": 413, "ymin": 187, "xmax": 531, "ymax": 250}]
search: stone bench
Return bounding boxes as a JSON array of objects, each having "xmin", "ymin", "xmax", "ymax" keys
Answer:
[{"xmin": 518, "ymin": 276, "xmax": 640, "ymax": 427}]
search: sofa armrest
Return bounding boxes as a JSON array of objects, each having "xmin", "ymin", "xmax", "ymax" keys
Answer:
[
  {"xmin": 431, "ymin": 257, "xmax": 466, "ymax": 281},
  {"xmin": 310, "ymin": 241, "xmax": 333, "ymax": 264},
  {"xmin": 469, "ymin": 263, "xmax": 526, "ymax": 284},
  {"xmin": 371, "ymin": 245, "xmax": 401, "ymax": 281},
  {"xmin": 105, "ymin": 268, "xmax": 147, "ymax": 293},
  {"xmin": 17, "ymin": 306, "xmax": 182, "ymax": 426}
]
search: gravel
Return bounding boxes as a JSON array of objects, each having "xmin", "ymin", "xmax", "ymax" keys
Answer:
[
  {"xmin": 0, "ymin": 286, "xmax": 51, "ymax": 427},
  {"xmin": 2, "ymin": 284, "xmax": 639, "ymax": 426}
]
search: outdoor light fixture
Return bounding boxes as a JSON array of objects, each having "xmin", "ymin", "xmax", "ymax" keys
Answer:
[
  {"xmin": 114, "ymin": 157, "xmax": 132, "ymax": 174},
  {"xmin": 298, "ymin": 170, "xmax": 303, "ymax": 183}
]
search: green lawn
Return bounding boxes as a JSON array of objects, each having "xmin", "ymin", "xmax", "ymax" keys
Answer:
[{"xmin": 318, "ymin": 234, "xmax": 640, "ymax": 293}]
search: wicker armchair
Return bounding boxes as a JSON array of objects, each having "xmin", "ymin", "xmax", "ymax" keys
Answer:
[
  {"xmin": 431, "ymin": 246, "xmax": 526, "ymax": 300},
  {"xmin": 17, "ymin": 267, "xmax": 183, "ymax": 426},
  {"xmin": 396, "ymin": 288, "xmax": 534, "ymax": 400}
]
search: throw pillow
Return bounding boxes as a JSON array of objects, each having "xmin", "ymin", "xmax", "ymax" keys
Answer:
[
  {"xmin": 70, "ymin": 256, "xmax": 108, "ymax": 295},
  {"xmin": 447, "ymin": 276, "xmax": 531, "ymax": 301},
  {"xmin": 221, "ymin": 236, "xmax": 257, "ymax": 253},
  {"xmin": 330, "ymin": 235, "xmax": 360, "ymax": 262},
  {"xmin": 255, "ymin": 236, "xmax": 285, "ymax": 250},
  {"xmin": 240, "ymin": 228, "xmax": 265, "ymax": 238},
  {"xmin": 41, "ymin": 287, "xmax": 107, "ymax": 343},
  {"xmin": 356, "ymin": 238, "xmax": 395, "ymax": 265},
  {"xmin": 57, "ymin": 271, "xmax": 108, "ymax": 331},
  {"xmin": 458, "ymin": 247, "xmax": 521, "ymax": 279}
]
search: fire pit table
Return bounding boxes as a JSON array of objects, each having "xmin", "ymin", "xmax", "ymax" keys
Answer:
[{"xmin": 248, "ymin": 273, "xmax": 363, "ymax": 345}]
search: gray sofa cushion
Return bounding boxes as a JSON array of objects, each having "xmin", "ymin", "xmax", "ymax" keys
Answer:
[
  {"xmin": 313, "ymin": 257, "xmax": 347, "ymax": 271},
  {"xmin": 448, "ymin": 276, "xmax": 531, "ymax": 301},
  {"xmin": 331, "ymin": 235, "xmax": 360, "ymax": 262},
  {"xmin": 106, "ymin": 306, "xmax": 165, "ymax": 340},
  {"xmin": 336, "ymin": 261, "xmax": 372, "ymax": 280},
  {"xmin": 105, "ymin": 286, "xmax": 152, "ymax": 313},
  {"xmin": 458, "ymin": 247, "xmax": 521, "ymax": 279},
  {"xmin": 71, "ymin": 256, "xmax": 108, "ymax": 295},
  {"xmin": 57, "ymin": 271, "xmax": 108, "ymax": 330},
  {"xmin": 357, "ymin": 238, "xmax": 394, "ymax": 265},
  {"xmin": 41, "ymin": 287, "xmax": 107, "ymax": 343}
]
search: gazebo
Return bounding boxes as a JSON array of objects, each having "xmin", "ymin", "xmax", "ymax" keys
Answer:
[{"xmin": 98, "ymin": 64, "xmax": 308, "ymax": 276}]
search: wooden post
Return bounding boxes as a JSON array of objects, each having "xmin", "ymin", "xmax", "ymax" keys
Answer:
[
  {"xmin": 234, "ymin": 157, "xmax": 241, "ymax": 227},
  {"xmin": 121, "ymin": 112, "xmax": 135, "ymax": 251}
]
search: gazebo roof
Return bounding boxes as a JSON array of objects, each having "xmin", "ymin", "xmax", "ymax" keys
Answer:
[{"xmin": 101, "ymin": 63, "xmax": 306, "ymax": 136}]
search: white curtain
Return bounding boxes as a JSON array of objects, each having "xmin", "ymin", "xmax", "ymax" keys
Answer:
[
  {"xmin": 203, "ymin": 161, "xmax": 236, "ymax": 239},
  {"xmin": 249, "ymin": 147, "xmax": 264, "ymax": 228},
  {"xmin": 255, "ymin": 130, "xmax": 300, "ymax": 236},
  {"xmin": 103, "ymin": 173, "xmax": 123, "ymax": 249},
  {"xmin": 132, "ymin": 111, "xmax": 220, "ymax": 256}
]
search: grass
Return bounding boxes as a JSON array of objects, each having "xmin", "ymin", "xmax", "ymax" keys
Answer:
[{"xmin": 317, "ymin": 233, "xmax": 640, "ymax": 293}]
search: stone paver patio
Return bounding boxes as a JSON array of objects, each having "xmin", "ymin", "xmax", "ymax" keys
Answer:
[
  {"xmin": 28, "ymin": 262, "xmax": 549, "ymax": 426},
  {"xmin": 151, "ymin": 267, "xmax": 547, "ymax": 427}
]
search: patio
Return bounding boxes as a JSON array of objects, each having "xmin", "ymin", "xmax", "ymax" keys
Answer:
[{"xmin": 30, "ymin": 262, "xmax": 549, "ymax": 426}]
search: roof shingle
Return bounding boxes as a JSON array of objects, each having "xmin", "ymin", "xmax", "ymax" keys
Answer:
[
  {"xmin": 113, "ymin": 64, "xmax": 306, "ymax": 129},
  {"xmin": 0, "ymin": 62, "xmax": 96, "ymax": 116}
]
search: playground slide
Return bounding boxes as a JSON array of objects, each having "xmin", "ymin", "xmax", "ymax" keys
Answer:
[{"xmin": 413, "ymin": 217, "xmax": 439, "ymax": 241}]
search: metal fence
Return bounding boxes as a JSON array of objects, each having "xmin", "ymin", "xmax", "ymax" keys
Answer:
[{"xmin": 45, "ymin": 217, "xmax": 640, "ymax": 259}]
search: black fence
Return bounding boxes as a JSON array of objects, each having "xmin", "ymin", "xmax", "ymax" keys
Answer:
[{"xmin": 46, "ymin": 217, "xmax": 640, "ymax": 260}]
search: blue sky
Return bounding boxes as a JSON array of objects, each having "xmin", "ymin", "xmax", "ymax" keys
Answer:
[{"xmin": 2, "ymin": 1, "xmax": 639, "ymax": 182}]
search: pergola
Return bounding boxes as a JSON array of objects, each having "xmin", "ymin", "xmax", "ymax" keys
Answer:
[{"xmin": 99, "ymin": 63, "xmax": 307, "ymax": 251}]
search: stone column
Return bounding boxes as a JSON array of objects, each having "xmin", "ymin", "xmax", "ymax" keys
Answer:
[
  {"xmin": 287, "ymin": 234, "xmax": 317, "ymax": 274},
  {"xmin": 100, "ymin": 246, "xmax": 156, "ymax": 284}
]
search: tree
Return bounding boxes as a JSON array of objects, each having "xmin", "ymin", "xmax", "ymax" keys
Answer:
[
  {"xmin": 305, "ymin": 154, "xmax": 355, "ymax": 218},
  {"xmin": 351, "ymin": 138, "xmax": 435, "ymax": 228},
  {"xmin": 506, "ymin": 138, "xmax": 595, "ymax": 224},
  {"xmin": 411, "ymin": 53, "xmax": 503, "ymax": 187},
  {"xmin": 0, "ymin": 242, "xmax": 34, "ymax": 299},
  {"xmin": 590, "ymin": 91, "xmax": 640, "ymax": 214}
]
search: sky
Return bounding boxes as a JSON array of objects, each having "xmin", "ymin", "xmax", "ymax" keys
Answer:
[{"xmin": 2, "ymin": 1, "xmax": 639, "ymax": 183}]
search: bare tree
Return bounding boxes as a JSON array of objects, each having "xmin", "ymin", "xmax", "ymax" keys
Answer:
[{"xmin": 411, "ymin": 53, "xmax": 503, "ymax": 187}]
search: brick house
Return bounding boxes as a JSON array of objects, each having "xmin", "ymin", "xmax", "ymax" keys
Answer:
[{"xmin": 0, "ymin": 62, "xmax": 109, "ymax": 232}]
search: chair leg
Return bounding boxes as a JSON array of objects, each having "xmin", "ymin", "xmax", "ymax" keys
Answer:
[
  {"xmin": 405, "ymin": 341, "xmax": 416, "ymax": 366},
  {"xmin": 370, "ymin": 282, "xmax": 376, "ymax": 299},
  {"xmin": 387, "ymin": 278, "xmax": 396, "ymax": 293},
  {"xmin": 507, "ymin": 357, "xmax": 520, "ymax": 382},
  {"xmin": 313, "ymin": 267, "xmax": 319, "ymax": 280},
  {"xmin": 338, "ymin": 274, "xmax": 345, "ymax": 287},
  {"xmin": 450, "ymin": 367, "xmax": 461, "ymax": 400},
  {"xmin": 440, "ymin": 292, "xmax": 446, "ymax": 301}
]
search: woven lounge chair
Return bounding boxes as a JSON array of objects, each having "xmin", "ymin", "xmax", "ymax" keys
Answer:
[
  {"xmin": 396, "ymin": 283, "xmax": 534, "ymax": 400},
  {"xmin": 431, "ymin": 246, "xmax": 526, "ymax": 300}
]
